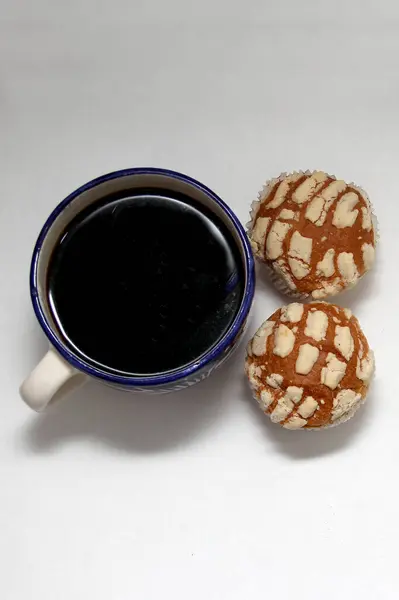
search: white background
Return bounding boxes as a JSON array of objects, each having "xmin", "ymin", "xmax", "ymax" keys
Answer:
[{"xmin": 0, "ymin": 1, "xmax": 396, "ymax": 598}]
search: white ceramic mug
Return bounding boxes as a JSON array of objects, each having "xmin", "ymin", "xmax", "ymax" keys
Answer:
[{"xmin": 20, "ymin": 168, "xmax": 255, "ymax": 411}]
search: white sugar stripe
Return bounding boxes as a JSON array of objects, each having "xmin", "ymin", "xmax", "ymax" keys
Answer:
[
  {"xmin": 265, "ymin": 173, "xmax": 302, "ymax": 209},
  {"xmin": 321, "ymin": 353, "xmax": 347, "ymax": 390},
  {"xmin": 251, "ymin": 217, "xmax": 270, "ymax": 250},
  {"xmin": 305, "ymin": 310, "xmax": 329, "ymax": 342},
  {"xmin": 295, "ymin": 344, "xmax": 320, "ymax": 375},
  {"xmin": 288, "ymin": 257, "xmax": 310, "ymax": 280},
  {"xmin": 305, "ymin": 179, "xmax": 347, "ymax": 226},
  {"xmin": 270, "ymin": 396, "xmax": 294, "ymax": 423},
  {"xmin": 362, "ymin": 243, "xmax": 375, "ymax": 270},
  {"xmin": 291, "ymin": 172, "xmax": 328, "ymax": 205},
  {"xmin": 334, "ymin": 326, "xmax": 354, "ymax": 361},
  {"xmin": 297, "ymin": 396, "xmax": 318, "ymax": 418},
  {"xmin": 332, "ymin": 192, "xmax": 359, "ymax": 228},
  {"xmin": 337, "ymin": 252, "xmax": 359, "ymax": 285},
  {"xmin": 265, "ymin": 221, "xmax": 291, "ymax": 260},
  {"xmin": 316, "ymin": 248, "xmax": 335, "ymax": 277},
  {"xmin": 361, "ymin": 206, "xmax": 372, "ymax": 231},
  {"xmin": 283, "ymin": 415, "xmax": 307, "ymax": 429},
  {"xmin": 289, "ymin": 231, "xmax": 313, "ymax": 264},
  {"xmin": 252, "ymin": 320, "xmax": 275, "ymax": 356},
  {"xmin": 273, "ymin": 324, "xmax": 296, "ymax": 358}
]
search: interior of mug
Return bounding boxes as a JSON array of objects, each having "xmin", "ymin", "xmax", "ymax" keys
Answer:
[{"xmin": 32, "ymin": 168, "xmax": 254, "ymax": 384}]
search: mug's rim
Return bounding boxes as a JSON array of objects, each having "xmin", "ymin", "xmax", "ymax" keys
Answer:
[{"xmin": 30, "ymin": 167, "xmax": 255, "ymax": 386}]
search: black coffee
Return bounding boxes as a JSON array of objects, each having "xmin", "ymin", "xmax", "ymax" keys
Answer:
[{"xmin": 47, "ymin": 188, "xmax": 244, "ymax": 376}]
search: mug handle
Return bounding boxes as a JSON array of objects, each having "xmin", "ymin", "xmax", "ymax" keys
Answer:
[{"xmin": 20, "ymin": 347, "xmax": 88, "ymax": 412}]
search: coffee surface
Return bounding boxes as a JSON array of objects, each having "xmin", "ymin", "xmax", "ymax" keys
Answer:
[{"xmin": 47, "ymin": 188, "xmax": 244, "ymax": 375}]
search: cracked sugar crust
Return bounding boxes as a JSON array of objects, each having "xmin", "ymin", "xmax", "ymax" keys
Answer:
[
  {"xmin": 247, "ymin": 170, "xmax": 376, "ymax": 299},
  {"xmin": 245, "ymin": 302, "xmax": 374, "ymax": 430}
]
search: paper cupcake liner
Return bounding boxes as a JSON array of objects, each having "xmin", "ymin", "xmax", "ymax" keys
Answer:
[
  {"xmin": 260, "ymin": 260, "xmax": 309, "ymax": 300},
  {"xmin": 247, "ymin": 170, "xmax": 379, "ymax": 301}
]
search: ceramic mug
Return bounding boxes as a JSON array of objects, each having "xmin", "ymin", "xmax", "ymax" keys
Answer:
[{"xmin": 20, "ymin": 168, "xmax": 255, "ymax": 411}]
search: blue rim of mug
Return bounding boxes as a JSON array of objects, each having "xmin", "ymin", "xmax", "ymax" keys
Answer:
[{"xmin": 30, "ymin": 167, "xmax": 255, "ymax": 386}]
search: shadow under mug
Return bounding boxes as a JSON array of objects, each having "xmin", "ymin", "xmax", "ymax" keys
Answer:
[{"xmin": 20, "ymin": 168, "xmax": 255, "ymax": 411}]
